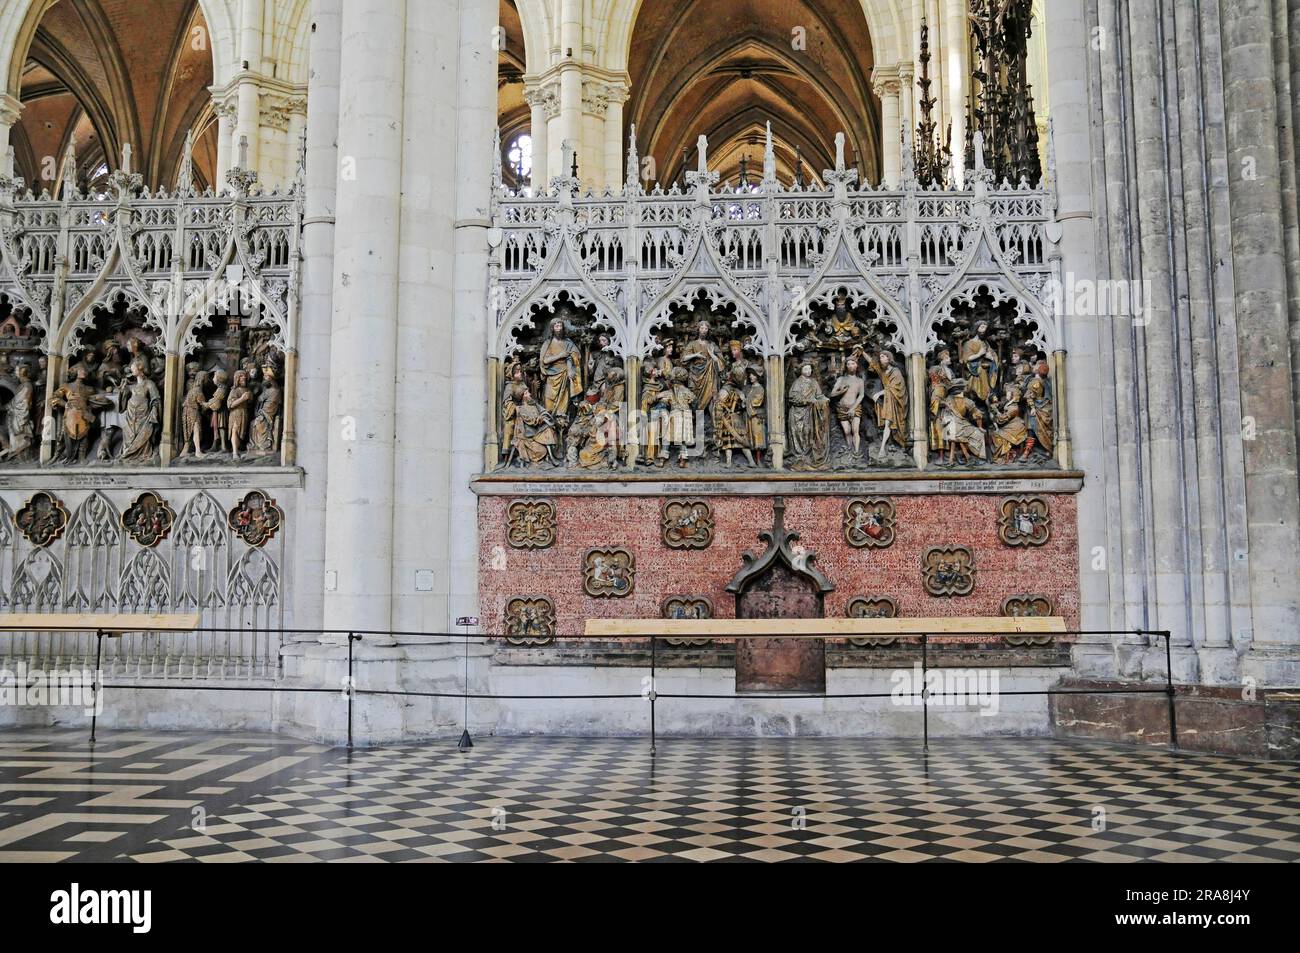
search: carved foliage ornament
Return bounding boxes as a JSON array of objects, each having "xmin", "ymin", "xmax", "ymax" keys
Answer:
[
  {"xmin": 922, "ymin": 546, "xmax": 975, "ymax": 597},
  {"xmin": 661, "ymin": 499, "xmax": 713, "ymax": 549},
  {"xmin": 847, "ymin": 595, "xmax": 899, "ymax": 647},
  {"xmin": 1001, "ymin": 594, "xmax": 1056, "ymax": 646},
  {"xmin": 504, "ymin": 596, "xmax": 556, "ymax": 646},
  {"xmin": 843, "ymin": 498, "xmax": 896, "ymax": 548},
  {"xmin": 228, "ymin": 491, "xmax": 284, "ymax": 547},
  {"xmin": 506, "ymin": 499, "xmax": 557, "ymax": 549},
  {"xmin": 998, "ymin": 496, "xmax": 1050, "ymax": 547},
  {"xmin": 122, "ymin": 491, "xmax": 175, "ymax": 548},
  {"xmin": 15, "ymin": 492, "xmax": 69, "ymax": 547},
  {"xmin": 661, "ymin": 595, "xmax": 713, "ymax": 646},
  {"xmin": 583, "ymin": 547, "xmax": 635, "ymax": 598}
]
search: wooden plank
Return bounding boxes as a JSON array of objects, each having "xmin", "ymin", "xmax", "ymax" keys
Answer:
[
  {"xmin": 583, "ymin": 617, "xmax": 1066, "ymax": 638},
  {"xmin": 0, "ymin": 613, "xmax": 202, "ymax": 634}
]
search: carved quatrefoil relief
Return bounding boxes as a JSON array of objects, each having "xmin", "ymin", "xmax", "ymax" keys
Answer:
[
  {"xmin": 1001, "ymin": 594, "xmax": 1056, "ymax": 646},
  {"xmin": 583, "ymin": 547, "xmax": 635, "ymax": 598},
  {"xmin": 122, "ymin": 492, "xmax": 175, "ymax": 548},
  {"xmin": 661, "ymin": 499, "xmax": 713, "ymax": 549},
  {"xmin": 843, "ymin": 498, "xmax": 896, "ymax": 548},
  {"xmin": 922, "ymin": 546, "xmax": 975, "ymax": 597},
  {"xmin": 846, "ymin": 596, "xmax": 899, "ymax": 647},
  {"xmin": 506, "ymin": 499, "xmax": 556, "ymax": 549},
  {"xmin": 997, "ymin": 497, "xmax": 1051, "ymax": 547},
  {"xmin": 504, "ymin": 596, "xmax": 557, "ymax": 645},
  {"xmin": 15, "ymin": 492, "xmax": 69, "ymax": 547},
  {"xmin": 228, "ymin": 491, "xmax": 284, "ymax": 547},
  {"xmin": 661, "ymin": 595, "xmax": 713, "ymax": 646}
]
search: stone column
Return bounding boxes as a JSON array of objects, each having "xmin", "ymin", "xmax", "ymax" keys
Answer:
[
  {"xmin": 447, "ymin": 0, "xmax": 497, "ymax": 630},
  {"xmin": 321, "ymin": 0, "xmax": 406, "ymax": 639},
  {"xmin": 213, "ymin": 101, "xmax": 234, "ymax": 182},
  {"xmin": 291, "ymin": 0, "xmax": 342, "ymax": 634},
  {"xmin": 235, "ymin": 0, "xmax": 264, "ymax": 172},
  {"xmin": 943, "ymin": 0, "xmax": 967, "ymax": 183},
  {"xmin": 604, "ymin": 82, "xmax": 628, "ymax": 192},
  {"xmin": 898, "ymin": 63, "xmax": 915, "ymax": 137},
  {"xmin": 872, "ymin": 68, "xmax": 901, "ymax": 188},
  {"xmin": 1221, "ymin": 0, "xmax": 1300, "ymax": 680},
  {"xmin": 556, "ymin": 0, "xmax": 583, "ymax": 182},
  {"xmin": 523, "ymin": 83, "xmax": 549, "ymax": 191},
  {"xmin": 0, "ymin": 93, "xmax": 21, "ymax": 162}
]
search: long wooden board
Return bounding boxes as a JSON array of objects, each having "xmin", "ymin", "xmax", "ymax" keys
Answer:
[
  {"xmin": 0, "ymin": 613, "xmax": 202, "ymax": 634},
  {"xmin": 584, "ymin": 616, "xmax": 1066, "ymax": 638}
]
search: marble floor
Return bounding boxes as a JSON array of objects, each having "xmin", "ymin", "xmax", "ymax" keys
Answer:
[{"xmin": 0, "ymin": 729, "xmax": 1297, "ymax": 862}]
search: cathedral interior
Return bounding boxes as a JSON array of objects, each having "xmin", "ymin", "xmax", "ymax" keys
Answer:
[{"xmin": 0, "ymin": 0, "xmax": 1297, "ymax": 872}]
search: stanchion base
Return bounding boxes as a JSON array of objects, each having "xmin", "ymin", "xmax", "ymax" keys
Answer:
[{"xmin": 457, "ymin": 730, "xmax": 474, "ymax": 751}]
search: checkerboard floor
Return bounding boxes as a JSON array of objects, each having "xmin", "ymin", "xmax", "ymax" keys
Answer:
[{"xmin": 2, "ymin": 730, "xmax": 1298, "ymax": 862}]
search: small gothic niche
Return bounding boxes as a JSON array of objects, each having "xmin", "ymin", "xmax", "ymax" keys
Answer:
[
  {"xmin": 927, "ymin": 287, "xmax": 1054, "ymax": 469},
  {"xmin": 499, "ymin": 292, "xmax": 619, "ymax": 471},
  {"xmin": 49, "ymin": 293, "xmax": 165, "ymax": 466},
  {"xmin": 177, "ymin": 297, "xmax": 284, "ymax": 464},
  {"xmin": 0, "ymin": 293, "xmax": 43, "ymax": 465}
]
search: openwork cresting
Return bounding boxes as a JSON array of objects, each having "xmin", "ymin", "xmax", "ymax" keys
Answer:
[{"xmin": 486, "ymin": 124, "xmax": 1069, "ymax": 473}]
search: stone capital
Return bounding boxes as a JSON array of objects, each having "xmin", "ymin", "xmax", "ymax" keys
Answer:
[
  {"xmin": 523, "ymin": 80, "xmax": 560, "ymax": 119},
  {"xmin": 870, "ymin": 65, "xmax": 901, "ymax": 99},
  {"xmin": 0, "ymin": 92, "xmax": 22, "ymax": 128}
]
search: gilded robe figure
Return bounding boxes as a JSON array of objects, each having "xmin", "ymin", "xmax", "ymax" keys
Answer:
[
  {"xmin": 249, "ymin": 362, "xmax": 283, "ymax": 454},
  {"xmin": 990, "ymin": 384, "xmax": 1032, "ymax": 462},
  {"xmin": 713, "ymin": 364, "xmax": 755, "ymax": 467},
  {"xmin": 640, "ymin": 340, "xmax": 676, "ymax": 464},
  {"xmin": 500, "ymin": 362, "xmax": 528, "ymax": 458},
  {"xmin": 511, "ymin": 389, "xmax": 559, "ymax": 465},
  {"xmin": 0, "ymin": 362, "xmax": 35, "ymax": 461},
  {"xmin": 49, "ymin": 365, "xmax": 111, "ymax": 461},
  {"xmin": 787, "ymin": 360, "xmax": 830, "ymax": 471},
  {"xmin": 927, "ymin": 349, "xmax": 957, "ymax": 453},
  {"xmin": 1025, "ymin": 361, "xmax": 1054, "ymax": 455},
  {"xmin": 681, "ymin": 318, "xmax": 725, "ymax": 414},
  {"xmin": 567, "ymin": 389, "xmax": 620, "ymax": 469},
  {"xmin": 117, "ymin": 358, "xmax": 161, "ymax": 462},
  {"xmin": 656, "ymin": 366, "xmax": 695, "ymax": 468},
  {"xmin": 866, "ymin": 350, "xmax": 908, "ymax": 450},
  {"xmin": 744, "ymin": 367, "xmax": 767, "ymax": 463},
  {"xmin": 935, "ymin": 378, "xmax": 987, "ymax": 464},
  {"xmin": 540, "ymin": 318, "xmax": 582, "ymax": 421},
  {"xmin": 959, "ymin": 321, "xmax": 999, "ymax": 403}
]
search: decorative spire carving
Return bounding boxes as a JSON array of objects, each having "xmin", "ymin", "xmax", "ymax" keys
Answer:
[
  {"xmin": 626, "ymin": 124, "xmax": 640, "ymax": 192},
  {"xmin": 762, "ymin": 121, "xmax": 777, "ymax": 188},
  {"xmin": 914, "ymin": 18, "xmax": 952, "ymax": 189}
]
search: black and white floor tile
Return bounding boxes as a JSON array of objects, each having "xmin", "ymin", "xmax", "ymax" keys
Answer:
[{"xmin": 1, "ymin": 730, "xmax": 1297, "ymax": 862}]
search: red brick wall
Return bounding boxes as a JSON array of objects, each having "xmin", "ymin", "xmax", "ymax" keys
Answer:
[{"xmin": 478, "ymin": 494, "xmax": 1079, "ymax": 635}]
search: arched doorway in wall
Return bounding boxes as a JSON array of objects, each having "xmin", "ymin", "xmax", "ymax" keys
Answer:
[
  {"xmin": 726, "ymin": 498, "xmax": 835, "ymax": 693},
  {"xmin": 624, "ymin": 0, "xmax": 881, "ymax": 189}
]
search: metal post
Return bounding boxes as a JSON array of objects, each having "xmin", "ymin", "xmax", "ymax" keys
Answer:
[
  {"xmin": 346, "ymin": 631, "xmax": 356, "ymax": 749},
  {"xmin": 1163, "ymin": 631, "xmax": 1177, "ymax": 749},
  {"xmin": 458, "ymin": 626, "xmax": 473, "ymax": 750},
  {"xmin": 90, "ymin": 628, "xmax": 104, "ymax": 745},
  {"xmin": 649, "ymin": 635, "xmax": 658, "ymax": 757},
  {"xmin": 921, "ymin": 634, "xmax": 929, "ymax": 751}
]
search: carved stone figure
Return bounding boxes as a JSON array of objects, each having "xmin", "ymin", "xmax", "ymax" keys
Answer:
[
  {"xmin": 228, "ymin": 490, "xmax": 284, "ymax": 547},
  {"xmin": 846, "ymin": 596, "xmax": 899, "ymax": 646},
  {"xmin": 786, "ymin": 359, "xmax": 830, "ymax": 470},
  {"xmin": 865, "ymin": 349, "xmax": 908, "ymax": 454},
  {"xmin": 540, "ymin": 317, "xmax": 582, "ymax": 424},
  {"xmin": 566, "ymin": 388, "xmax": 620, "ymax": 469},
  {"xmin": 248, "ymin": 361, "xmax": 283, "ymax": 455},
  {"xmin": 15, "ymin": 491, "xmax": 69, "ymax": 546},
  {"xmin": 661, "ymin": 595, "xmax": 712, "ymax": 645},
  {"xmin": 990, "ymin": 383, "xmax": 1033, "ymax": 462},
  {"xmin": 744, "ymin": 367, "xmax": 767, "ymax": 464},
  {"xmin": 206, "ymin": 369, "xmax": 229, "ymax": 455},
  {"xmin": 655, "ymin": 366, "xmax": 695, "ymax": 468},
  {"xmin": 583, "ymin": 547, "xmax": 635, "ymax": 597},
  {"xmin": 227, "ymin": 370, "xmax": 253, "ymax": 459},
  {"xmin": 932, "ymin": 377, "xmax": 987, "ymax": 464},
  {"xmin": 1025, "ymin": 360, "xmax": 1054, "ymax": 456},
  {"xmin": 998, "ymin": 496, "xmax": 1051, "ymax": 546},
  {"xmin": 1002, "ymin": 594, "xmax": 1056, "ymax": 645},
  {"xmin": 661, "ymin": 499, "xmax": 713, "ymax": 549},
  {"xmin": 959, "ymin": 320, "xmax": 999, "ymax": 403},
  {"xmin": 507, "ymin": 388, "xmax": 559, "ymax": 466},
  {"xmin": 829, "ymin": 354, "xmax": 866, "ymax": 457},
  {"xmin": 505, "ymin": 499, "xmax": 557, "ymax": 549},
  {"xmin": 117, "ymin": 357, "xmax": 161, "ymax": 463},
  {"xmin": 640, "ymin": 339, "xmax": 676, "ymax": 464},
  {"xmin": 0, "ymin": 362, "xmax": 35, "ymax": 461},
  {"xmin": 179, "ymin": 369, "xmax": 210, "ymax": 459},
  {"xmin": 504, "ymin": 596, "xmax": 556, "ymax": 645},
  {"xmin": 122, "ymin": 491, "xmax": 175, "ymax": 547},
  {"xmin": 713, "ymin": 365, "xmax": 755, "ymax": 467},
  {"xmin": 922, "ymin": 546, "xmax": 976, "ymax": 597},
  {"xmin": 49, "ymin": 365, "xmax": 112, "ymax": 462},
  {"xmin": 680, "ymin": 315, "xmax": 724, "ymax": 414},
  {"xmin": 843, "ymin": 498, "xmax": 896, "ymax": 548}
]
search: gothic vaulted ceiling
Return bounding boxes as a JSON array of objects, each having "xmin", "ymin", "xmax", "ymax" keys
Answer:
[
  {"xmin": 14, "ymin": 0, "xmax": 218, "ymax": 194},
  {"xmin": 626, "ymin": 0, "xmax": 880, "ymax": 188}
]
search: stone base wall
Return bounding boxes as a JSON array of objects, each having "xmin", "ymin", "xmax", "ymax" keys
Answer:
[{"xmin": 478, "ymin": 492, "xmax": 1080, "ymax": 635}]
